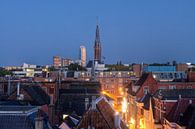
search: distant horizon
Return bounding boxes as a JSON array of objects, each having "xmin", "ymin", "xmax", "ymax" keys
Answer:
[
  {"xmin": 1, "ymin": 60, "xmax": 194, "ymax": 67},
  {"xmin": 0, "ymin": 0, "xmax": 195, "ymax": 66}
]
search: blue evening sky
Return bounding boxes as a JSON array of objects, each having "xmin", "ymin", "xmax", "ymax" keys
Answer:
[{"xmin": 0, "ymin": 0, "xmax": 195, "ymax": 66}]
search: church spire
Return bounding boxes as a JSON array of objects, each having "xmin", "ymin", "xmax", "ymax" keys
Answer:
[
  {"xmin": 94, "ymin": 24, "xmax": 102, "ymax": 63},
  {"xmin": 95, "ymin": 25, "xmax": 100, "ymax": 44}
]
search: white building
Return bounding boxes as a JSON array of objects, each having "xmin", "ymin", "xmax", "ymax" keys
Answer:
[
  {"xmin": 79, "ymin": 46, "xmax": 87, "ymax": 67},
  {"xmin": 12, "ymin": 63, "xmax": 43, "ymax": 77}
]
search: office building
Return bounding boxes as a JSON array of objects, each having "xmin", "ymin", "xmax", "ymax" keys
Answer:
[
  {"xmin": 53, "ymin": 56, "xmax": 61, "ymax": 68},
  {"xmin": 79, "ymin": 46, "xmax": 87, "ymax": 67}
]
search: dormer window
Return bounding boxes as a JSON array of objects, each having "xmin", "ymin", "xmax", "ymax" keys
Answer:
[{"xmin": 143, "ymin": 86, "xmax": 149, "ymax": 94}]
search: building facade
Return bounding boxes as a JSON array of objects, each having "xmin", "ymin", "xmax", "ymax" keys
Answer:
[
  {"xmin": 53, "ymin": 56, "xmax": 61, "ymax": 68},
  {"xmin": 79, "ymin": 46, "xmax": 87, "ymax": 67}
]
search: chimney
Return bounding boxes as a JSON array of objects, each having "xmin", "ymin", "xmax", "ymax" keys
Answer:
[
  {"xmin": 35, "ymin": 117, "xmax": 44, "ymax": 129},
  {"xmin": 91, "ymin": 100, "xmax": 96, "ymax": 110},
  {"xmin": 114, "ymin": 112, "xmax": 121, "ymax": 129},
  {"xmin": 179, "ymin": 94, "xmax": 182, "ymax": 99},
  {"xmin": 189, "ymin": 100, "xmax": 192, "ymax": 104},
  {"xmin": 85, "ymin": 98, "xmax": 89, "ymax": 110},
  {"xmin": 17, "ymin": 82, "xmax": 20, "ymax": 99},
  {"xmin": 91, "ymin": 96, "xmax": 96, "ymax": 110},
  {"xmin": 8, "ymin": 76, "xmax": 11, "ymax": 96}
]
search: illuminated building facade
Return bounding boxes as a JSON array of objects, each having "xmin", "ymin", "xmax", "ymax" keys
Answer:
[
  {"xmin": 53, "ymin": 56, "xmax": 61, "ymax": 68},
  {"xmin": 11, "ymin": 63, "xmax": 43, "ymax": 77},
  {"xmin": 61, "ymin": 58, "xmax": 74, "ymax": 67},
  {"xmin": 79, "ymin": 45, "xmax": 87, "ymax": 67}
]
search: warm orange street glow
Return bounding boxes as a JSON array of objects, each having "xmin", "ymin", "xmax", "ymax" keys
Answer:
[
  {"xmin": 101, "ymin": 91, "xmax": 117, "ymax": 100},
  {"xmin": 120, "ymin": 91, "xmax": 124, "ymax": 96},
  {"xmin": 122, "ymin": 97, "xmax": 127, "ymax": 113},
  {"xmin": 129, "ymin": 118, "xmax": 135, "ymax": 129},
  {"xmin": 139, "ymin": 118, "xmax": 145, "ymax": 129}
]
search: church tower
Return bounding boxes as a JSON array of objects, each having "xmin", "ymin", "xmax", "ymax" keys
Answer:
[{"xmin": 94, "ymin": 24, "xmax": 102, "ymax": 63}]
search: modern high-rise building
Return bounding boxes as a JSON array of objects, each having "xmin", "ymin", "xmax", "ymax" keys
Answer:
[
  {"xmin": 79, "ymin": 46, "xmax": 87, "ymax": 67},
  {"xmin": 53, "ymin": 56, "xmax": 61, "ymax": 68},
  {"xmin": 94, "ymin": 24, "xmax": 102, "ymax": 63}
]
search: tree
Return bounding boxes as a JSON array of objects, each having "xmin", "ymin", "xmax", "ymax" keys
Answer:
[
  {"xmin": 0, "ymin": 68, "xmax": 12, "ymax": 77},
  {"xmin": 48, "ymin": 66, "xmax": 56, "ymax": 71},
  {"xmin": 68, "ymin": 63, "xmax": 86, "ymax": 71}
]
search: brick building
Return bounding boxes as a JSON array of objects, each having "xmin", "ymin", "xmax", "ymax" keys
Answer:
[
  {"xmin": 132, "ymin": 64, "xmax": 142, "ymax": 78},
  {"xmin": 153, "ymin": 89, "xmax": 195, "ymax": 129},
  {"xmin": 131, "ymin": 72, "xmax": 195, "ymax": 100}
]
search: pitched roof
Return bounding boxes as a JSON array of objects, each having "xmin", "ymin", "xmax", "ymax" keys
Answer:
[
  {"xmin": 166, "ymin": 104, "xmax": 195, "ymax": 129},
  {"xmin": 0, "ymin": 115, "xmax": 34, "ymax": 129},
  {"xmin": 0, "ymin": 106, "xmax": 51, "ymax": 129},
  {"xmin": 0, "ymin": 94, "xmax": 8, "ymax": 100},
  {"xmin": 0, "ymin": 105, "xmax": 37, "ymax": 113},
  {"xmin": 126, "ymin": 83, "xmax": 136, "ymax": 96},
  {"xmin": 178, "ymin": 105, "xmax": 195, "ymax": 129},
  {"xmin": 8, "ymin": 85, "xmax": 50, "ymax": 106},
  {"xmin": 0, "ymin": 100, "xmax": 23, "ymax": 105},
  {"xmin": 59, "ymin": 122, "xmax": 70, "ymax": 129},
  {"xmin": 166, "ymin": 99, "xmax": 191, "ymax": 122},
  {"xmin": 76, "ymin": 97, "xmax": 128, "ymax": 129},
  {"xmin": 63, "ymin": 115, "xmax": 80, "ymax": 128},
  {"xmin": 22, "ymin": 86, "xmax": 50, "ymax": 105},
  {"xmin": 154, "ymin": 89, "xmax": 195, "ymax": 100},
  {"xmin": 135, "ymin": 73, "xmax": 150, "ymax": 86},
  {"xmin": 59, "ymin": 88, "xmax": 99, "ymax": 94}
]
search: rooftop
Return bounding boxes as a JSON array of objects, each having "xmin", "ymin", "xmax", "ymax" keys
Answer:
[
  {"xmin": 154, "ymin": 89, "xmax": 195, "ymax": 100},
  {"xmin": 76, "ymin": 97, "xmax": 128, "ymax": 129},
  {"xmin": 0, "ymin": 106, "xmax": 37, "ymax": 114},
  {"xmin": 135, "ymin": 73, "xmax": 150, "ymax": 86}
]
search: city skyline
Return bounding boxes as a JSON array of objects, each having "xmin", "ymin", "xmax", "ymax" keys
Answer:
[{"xmin": 0, "ymin": 0, "xmax": 195, "ymax": 66}]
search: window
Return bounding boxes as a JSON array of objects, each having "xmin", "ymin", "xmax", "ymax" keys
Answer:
[
  {"xmin": 85, "ymin": 98, "xmax": 89, "ymax": 110},
  {"xmin": 143, "ymin": 87, "xmax": 149, "ymax": 94},
  {"xmin": 49, "ymin": 87, "xmax": 54, "ymax": 94},
  {"xmin": 159, "ymin": 86, "xmax": 166, "ymax": 90},
  {"xmin": 42, "ymin": 87, "xmax": 47, "ymax": 93},
  {"xmin": 119, "ymin": 78, "xmax": 123, "ymax": 83},
  {"xmin": 141, "ymin": 109, "xmax": 144, "ymax": 115},
  {"xmin": 92, "ymin": 96, "xmax": 96, "ymax": 101},
  {"xmin": 50, "ymin": 95, "xmax": 53, "ymax": 105},
  {"xmin": 169, "ymin": 85, "xmax": 176, "ymax": 89},
  {"xmin": 187, "ymin": 86, "xmax": 192, "ymax": 89}
]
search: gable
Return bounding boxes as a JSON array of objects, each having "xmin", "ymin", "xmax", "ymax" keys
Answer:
[
  {"xmin": 8, "ymin": 88, "xmax": 33, "ymax": 102},
  {"xmin": 76, "ymin": 109, "xmax": 110, "ymax": 129}
]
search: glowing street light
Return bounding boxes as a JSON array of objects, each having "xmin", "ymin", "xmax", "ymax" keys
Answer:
[
  {"xmin": 129, "ymin": 118, "xmax": 135, "ymax": 129},
  {"xmin": 122, "ymin": 97, "xmax": 127, "ymax": 113}
]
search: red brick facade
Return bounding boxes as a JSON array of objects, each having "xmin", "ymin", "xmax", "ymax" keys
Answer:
[
  {"xmin": 135, "ymin": 73, "xmax": 157, "ymax": 99},
  {"xmin": 134, "ymin": 73, "xmax": 195, "ymax": 100}
]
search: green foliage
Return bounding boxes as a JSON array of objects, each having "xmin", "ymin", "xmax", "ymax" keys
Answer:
[
  {"xmin": 0, "ymin": 69, "xmax": 12, "ymax": 77},
  {"xmin": 106, "ymin": 64, "xmax": 131, "ymax": 71},
  {"xmin": 68, "ymin": 63, "xmax": 86, "ymax": 71},
  {"xmin": 48, "ymin": 66, "xmax": 56, "ymax": 71},
  {"xmin": 149, "ymin": 63, "xmax": 171, "ymax": 66}
]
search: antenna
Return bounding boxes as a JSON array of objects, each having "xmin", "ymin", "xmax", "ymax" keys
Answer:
[{"xmin": 96, "ymin": 16, "xmax": 99, "ymax": 25}]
